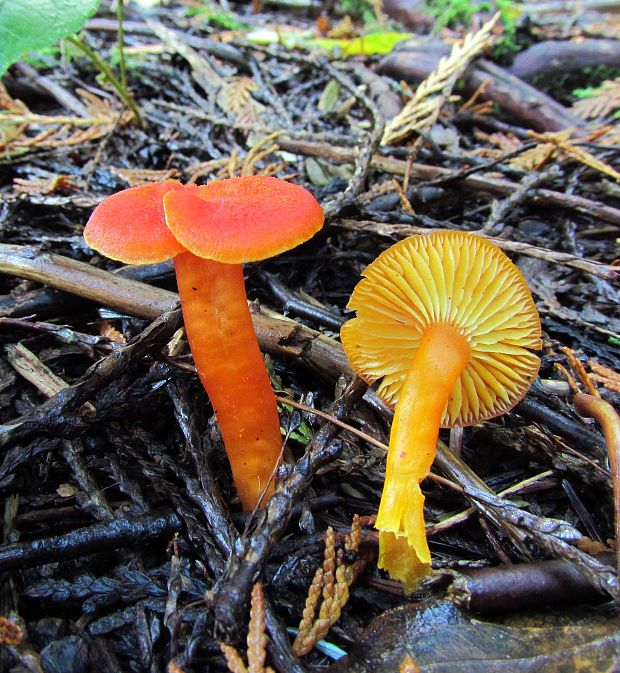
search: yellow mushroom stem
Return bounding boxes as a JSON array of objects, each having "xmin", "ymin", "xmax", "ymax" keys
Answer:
[
  {"xmin": 375, "ymin": 324, "xmax": 471, "ymax": 589},
  {"xmin": 573, "ymin": 393, "xmax": 620, "ymax": 580}
]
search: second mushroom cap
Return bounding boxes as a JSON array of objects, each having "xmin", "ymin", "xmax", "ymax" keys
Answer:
[{"xmin": 342, "ymin": 230, "xmax": 542, "ymax": 425}]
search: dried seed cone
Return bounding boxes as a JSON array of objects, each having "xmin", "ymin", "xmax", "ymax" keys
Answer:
[{"xmin": 293, "ymin": 569, "xmax": 324, "ymax": 656}]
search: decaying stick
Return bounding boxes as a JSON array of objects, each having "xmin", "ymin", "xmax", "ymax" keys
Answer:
[
  {"xmin": 436, "ymin": 442, "xmax": 620, "ymax": 600},
  {"xmin": 448, "ymin": 555, "xmax": 613, "ymax": 611},
  {"xmin": 0, "ymin": 244, "xmax": 178, "ymax": 318},
  {"xmin": 0, "ymin": 512, "xmax": 181, "ymax": 571},
  {"xmin": 334, "ymin": 219, "xmax": 618, "ymax": 282},
  {"xmin": 509, "ymin": 39, "xmax": 620, "ymax": 83},
  {"xmin": 378, "ymin": 50, "xmax": 583, "ymax": 132},
  {"xmin": 316, "ymin": 59, "xmax": 384, "ymax": 220},
  {"xmin": 0, "ymin": 309, "xmax": 182, "ymax": 447},
  {"xmin": 0, "ymin": 244, "xmax": 353, "ymax": 383},
  {"xmin": 275, "ymin": 139, "xmax": 620, "ymax": 228}
]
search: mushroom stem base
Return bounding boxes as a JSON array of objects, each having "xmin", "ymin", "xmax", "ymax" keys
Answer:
[
  {"xmin": 574, "ymin": 393, "xmax": 620, "ymax": 581},
  {"xmin": 174, "ymin": 252, "xmax": 282, "ymax": 510},
  {"xmin": 378, "ymin": 484, "xmax": 429, "ymax": 592},
  {"xmin": 376, "ymin": 324, "xmax": 470, "ymax": 588}
]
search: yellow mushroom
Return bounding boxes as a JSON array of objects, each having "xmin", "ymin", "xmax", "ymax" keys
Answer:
[{"xmin": 341, "ymin": 231, "xmax": 542, "ymax": 590}]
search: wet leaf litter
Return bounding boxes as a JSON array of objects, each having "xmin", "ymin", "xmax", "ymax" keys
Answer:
[{"xmin": 0, "ymin": 1, "xmax": 619, "ymax": 671}]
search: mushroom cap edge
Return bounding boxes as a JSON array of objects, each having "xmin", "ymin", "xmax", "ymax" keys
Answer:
[{"xmin": 84, "ymin": 181, "xmax": 187, "ymax": 265}]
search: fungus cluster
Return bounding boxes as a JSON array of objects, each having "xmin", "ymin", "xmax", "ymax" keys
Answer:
[
  {"xmin": 341, "ymin": 231, "xmax": 541, "ymax": 589},
  {"xmin": 84, "ymin": 177, "xmax": 324, "ymax": 510}
]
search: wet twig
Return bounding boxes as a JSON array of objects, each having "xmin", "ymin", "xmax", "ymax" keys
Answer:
[
  {"xmin": 0, "ymin": 512, "xmax": 181, "ymax": 571},
  {"xmin": 334, "ymin": 219, "xmax": 618, "ymax": 282},
  {"xmin": 275, "ymin": 139, "xmax": 620, "ymax": 228},
  {"xmin": 436, "ymin": 442, "xmax": 620, "ymax": 600},
  {"xmin": 315, "ymin": 60, "xmax": 384, "ymax": 221},
  {"xmin": 0, "ymin": 309, "xmax": 183, "ymax": 447},
  {"xmin": 0, "ymin": 244, "xmax": 179, "ymax": 319},
  {"xmin": 259, "ymin": 271, "xmax": 344, "ymax": 331},
  {"xmin": 210, "ymin": 377, "xmax": 367, "ymax": 641},
  {"xmin": 168, "ymin": 380, "xmax": 238, "ymax": 570},
  {"xmin": 516, "ymin": 396, "xmax": 607, "ymax": 456},
  {"xmin": 0, "ymin": 245, "xmax": 352, "ymax": 381},
  {"xmin": 61, "ymin": 439, "xmax": 115, "ymax": 522},
  {"xmin": 448, "ymin": 555, "xmax": 613, "ymax": 611},
  {"xmin": 480, "ymin": 165, "xmax": 562, "ymax": 236}
]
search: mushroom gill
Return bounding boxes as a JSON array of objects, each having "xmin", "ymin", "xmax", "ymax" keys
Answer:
[{"xmin": 341, "ymin": 230, "xmax": 541, "ymax": 589}]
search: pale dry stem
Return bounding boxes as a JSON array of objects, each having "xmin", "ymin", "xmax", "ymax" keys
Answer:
[
  {"xmin": 382, "ymin": 14, "xmax": 498, "ymax": 145},
  {"xmin": 220, "ymin": 582, "xmax": 275, "ymax": 673}
]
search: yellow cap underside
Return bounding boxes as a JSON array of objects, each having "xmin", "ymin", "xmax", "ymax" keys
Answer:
[{"xmin": 341, "ymin": 231, "xmax": 542, "ymax": 427}]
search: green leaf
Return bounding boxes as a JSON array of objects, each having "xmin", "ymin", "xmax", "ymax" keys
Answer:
[
  {"xmin": 245, "ymin": 27, "xmax": 412, "ymax": 56},
  {"xmin": 245, "ymin": 27, "xmax": 313, "ymax": 50},
  {"xmin": 310, "ymin": 32, "xmax": 413, "ymax": 56},
  {"xmin": 572, "ymin": 86, "xmax": 602, "ymax": 99},
  {"xmin": 317, "ymin": 79, "xmax": 342, "ymax": 114},
  {"xmin": 185, "ymin": 4, "xmax": 247, "ymax": 31},
  {"xmin": 0, "ymin": 0, "xmax": 100, "ymax": 75}
]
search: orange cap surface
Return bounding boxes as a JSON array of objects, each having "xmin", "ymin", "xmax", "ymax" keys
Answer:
[
  {"xmin": 341, "ymin": 231, "xmax": 542, "ymax": 427},
  {"xmin": 163, "ymin": 176, "xmax": 324, "ymax": 264},
  {"xmin": 84, "ymin": 181, "xmax": 188, "ymax": 264}
]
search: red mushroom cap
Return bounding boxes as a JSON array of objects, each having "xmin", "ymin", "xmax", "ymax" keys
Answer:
[
  {"xmin": 163, "ymin": 176, "xmax": 324, "ymax": 264},
  {"xmin": 84, "ymin": 181, "xmax": 187, "ymax": 264}
]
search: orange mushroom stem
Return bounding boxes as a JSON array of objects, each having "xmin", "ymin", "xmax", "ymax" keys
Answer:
[
  {"xmin": 341, "ymin": 231, "xmax": 542, "ymax": 590},
  {"xmin": 174, "ymin": 254, "xmax": 282, "ymax": 509},
  {"xmin": 573, "ymin": 393, "xmax": 620, "ymax": 579},
  {"xmin": 84, "ymin": 177, "xmax": 324, "ymax": 511},
  {"xmin": 376, "ymin": 325, "xmax": 471, "ymax": 577}
]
